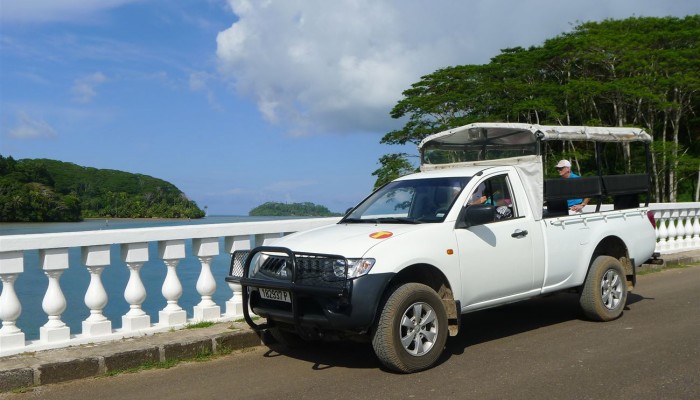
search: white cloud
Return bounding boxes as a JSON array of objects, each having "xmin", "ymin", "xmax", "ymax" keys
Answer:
[
  {"xmin": 0, "ymin": 0, "xmax": 141, "ymax": 23},
  {"xmin": 189, "ymin": 71, "xmax": 223, "ymax": 111},
  {"xmin": 71, "ymin": 72, "xmax": 107, "ymax": 103},
  {"xmin": 216, "ymin": 0, "xmax": 698, "ymax": 136},
  {"xmin": 189, "ymin": 71, "xmax": 208, "ymax": 92},
  {"xmin": 8, "ymin": 112, "xmax": 57, "ymax": 139}
]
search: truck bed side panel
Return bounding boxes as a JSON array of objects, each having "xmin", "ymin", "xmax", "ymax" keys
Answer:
[{"xmin": 541, "ymin": 209, "xmax": 655, "ymax": 293}]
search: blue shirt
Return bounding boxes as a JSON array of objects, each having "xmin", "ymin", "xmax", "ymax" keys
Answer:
[{"xmin": 567, "ymin": 172, "xmax": 583, "ymax": 207}]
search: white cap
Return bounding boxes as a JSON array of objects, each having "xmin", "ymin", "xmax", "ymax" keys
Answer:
[{"xmin": 555, "ymin": 160, "xmax": 571, "ymax": 168}]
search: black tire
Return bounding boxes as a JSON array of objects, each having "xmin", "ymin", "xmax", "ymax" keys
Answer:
[
  {"xmin": 580, "ymin": 256, "xmax": 628, "ymax": 321},
  {"xmin": 372, "ymin": 283, "xmax": 448, "ymax": 373}
]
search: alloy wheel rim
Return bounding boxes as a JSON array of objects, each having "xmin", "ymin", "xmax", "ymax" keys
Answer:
[
  {"xmin": 600, "ymin": 269, "xmax": 623, "ymax": 310},
  {"xmin": 399, "ymin": 302, "xmax": 438, "ymax": 356}
]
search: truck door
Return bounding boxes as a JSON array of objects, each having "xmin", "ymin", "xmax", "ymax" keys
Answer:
[{"xmin": 455, "ymin": 173, "xmax": 540, "ymax": 309}]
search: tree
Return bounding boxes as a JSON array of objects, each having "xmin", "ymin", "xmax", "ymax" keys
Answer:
[
  {"xmin": 371, "ymin": 153, "xmax": 417, "ymax": 189},
  {"xmin": 249, "ymin": 202, "xmax": 340, "ymax": 217},
  {"xmin": 375, "ymin": 16, "xmax": 700, "ymax": 201},
  {"xmin": 0, "ymin": 155, "xmax": 205, "ymax": 221}
]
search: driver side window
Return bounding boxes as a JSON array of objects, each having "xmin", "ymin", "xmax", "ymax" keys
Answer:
[{"xmin": 468, "ymin": 175, "xmax": 515, "ymax": 222}]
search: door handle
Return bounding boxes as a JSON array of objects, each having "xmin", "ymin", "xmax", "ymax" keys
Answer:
[{"xmin": 511, "ymin": 229, "xmax": 528, "ymax": 238}]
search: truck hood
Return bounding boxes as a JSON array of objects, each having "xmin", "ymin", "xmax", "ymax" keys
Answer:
[{"xmin": 270, "ymin": 223, "xmax": 424, "ymax": 257}]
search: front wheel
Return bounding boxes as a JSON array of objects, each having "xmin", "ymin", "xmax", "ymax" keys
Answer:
[
  {"xmin": 580, "ymin": 256, "xmax": 628, "ymax": 321},
  {"xmin": 372, "ymin": 283, "xmax": 448, "ymax": 373}
]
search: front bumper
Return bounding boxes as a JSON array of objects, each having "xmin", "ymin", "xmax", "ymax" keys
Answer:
[{"xmin": 225, "ymin": 247, "xmax": 394, "ymax": 335}]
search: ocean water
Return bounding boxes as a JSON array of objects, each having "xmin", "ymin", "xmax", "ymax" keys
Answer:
[{"xmin": 0, "ymin": 216, "xmax": 285, "ymax": 340}]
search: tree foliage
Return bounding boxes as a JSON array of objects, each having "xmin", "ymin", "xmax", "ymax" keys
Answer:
[
  {"xmin": 249, "ymin": 201, "xmax": 341, "ymax": 217},
  {"xmin": 376, "ymin": 16, "xmax": 700, "ymax": 201},
  {"xmin": 0, "ymin": 155, "xmax": 205, "ymax": 222}
]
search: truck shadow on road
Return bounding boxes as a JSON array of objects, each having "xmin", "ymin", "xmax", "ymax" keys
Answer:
[
  {"xmin": 259, "ymin": 291, "xmax": 648, "ymax": 373},
  {"xmin": 444, "ymin": 291, "xmax": 647, "ymax": 357}
]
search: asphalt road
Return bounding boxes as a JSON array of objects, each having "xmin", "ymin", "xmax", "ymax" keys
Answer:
[{"xmin": 4, "ymin": 266, "xmax": 699, "ymax": 400}]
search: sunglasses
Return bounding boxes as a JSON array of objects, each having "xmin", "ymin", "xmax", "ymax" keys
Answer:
[{"xmin": 556, "ymin": 167, "xmax": 567, "ymax": 171}]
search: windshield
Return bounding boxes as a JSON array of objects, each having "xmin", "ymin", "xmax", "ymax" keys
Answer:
[{"xmin": 343, "ymin": 177, "xmax": 470, "ymax": 224}]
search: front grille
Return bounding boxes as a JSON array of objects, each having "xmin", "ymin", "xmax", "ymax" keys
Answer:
[
  {"xmin": 233, "ymin": 247, "xmax": 349, "ymax": 290},
  {"xmin": 258, "ymin": 254, "xmax": 292, "ymax": 280}
]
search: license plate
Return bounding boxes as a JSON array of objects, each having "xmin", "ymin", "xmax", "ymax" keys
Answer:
[{"xmin": 258, "ymin": 288, "xmax": 291, "ymax": 303}]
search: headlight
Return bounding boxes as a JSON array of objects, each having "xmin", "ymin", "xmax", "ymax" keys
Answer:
[
  {"xmin": 334, "ymin": 258, "xmax": 375, "ymax": 279},
  {"xmin": 250, "ymin": 253, "xmax": 267, "ymax": 276}
]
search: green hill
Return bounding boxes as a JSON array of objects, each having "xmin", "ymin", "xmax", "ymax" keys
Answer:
[
  {"xmin": 249, "ymin": 201, "xmax": 341, "ymax": 217},
  {"xmin": 0, "ymin": 155, "xmax": 205, "ymax": 222}
]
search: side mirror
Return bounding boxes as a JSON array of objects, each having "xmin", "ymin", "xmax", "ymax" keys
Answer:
[{"xmin": 459, "ymin": 204, "xmax": 495, "ymax": 228}]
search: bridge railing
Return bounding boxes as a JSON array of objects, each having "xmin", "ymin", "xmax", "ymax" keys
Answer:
[
  {"xmin": 2, "ymin": 203, "xmax": 699, "ymax": 357},
  {"xmin": 648, "ymin": 202, "xmax": 700, "ymax": 254},
  {"xmin": 0, "ymin": 217, "xmax": 341, "ymax": 357}
]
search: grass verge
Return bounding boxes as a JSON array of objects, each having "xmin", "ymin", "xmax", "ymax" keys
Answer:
[
  {"xmin": 185, "ymin": 321, "xmax": 215, "ymax": 329},
  {"xmin": 637, "ymin": 262, "xmax": 694, "ymax": 276},
  {"xmin": 102, "ymin": 347, "xmax": 227, "ymax": 378}
]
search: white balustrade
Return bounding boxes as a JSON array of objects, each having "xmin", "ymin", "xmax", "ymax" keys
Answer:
[
  {"xmin": 650, "ymin": 203, "xmax": 700, "ymax": 254},
  {"xmin": 0, "ymin": 217, "xmax": 341, "ymax": 357}
]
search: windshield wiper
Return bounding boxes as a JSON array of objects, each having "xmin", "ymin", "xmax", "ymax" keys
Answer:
[
  {"xmin": 375, "ymin": 217, "xmax": 422, "ymax": 224},
  {"xmin": 341, "ymin": 217, "xmax": 374, "ymax": 224},
  {"xmin": 341, "ymin": 217, "xmax": 421, "ymax": 224}
]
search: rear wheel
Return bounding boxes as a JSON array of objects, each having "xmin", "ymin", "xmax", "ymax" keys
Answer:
[
  {"xmin": 372, "ymin": 283, "xmax": 448, "ymax": 373},
  {"xmin": 580, "ymin": 256, "xmax": 628, "ymax": 321}
]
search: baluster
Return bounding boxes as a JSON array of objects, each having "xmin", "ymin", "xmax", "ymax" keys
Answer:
[
  {"xmin": 81, "ymin": 245, "xmax": 112, "ymax": 337},
  {"xmin": 0, "ymin": 251, "xmax": 25, "ymax": 352},
  {"xmin": 682, "ymin": 209, "xmax": 693, "ymax": 249},
  {"xmin": 158, "ymin": 240, "xmax": 187, "ymax": 326},
  {"xmin": 675, "ymin": 209, "xmax": 687, "ymax": 250},
  {"xmin": 39, "ymin": 248, "xmax": 70, "ymax": 343},
  {"xmin": 667, "ymin": 209, "xmax": 678, "ymax": 251},
  {"xmin": 121, "ymin": 242, "xmax": 151, "ymax": 331},
  {"xmin": 224, "ymin": 235, "xmax": 251, "ymax": 318},
  {"xmin": 692, "ymin": 208, "xmax": 700, "ymax": 249},
  {"xmin": 656, "ymin": 210, "xmax": 669, "ymax": 253},
  {"xmin": 193, "ymin": 238, "xmax": 221, "ymax": 321}
]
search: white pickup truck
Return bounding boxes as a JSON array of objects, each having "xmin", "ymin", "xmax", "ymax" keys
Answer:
[{"xmin": 226, "ymin": 123, "xmax": 657, "ymax": 373}]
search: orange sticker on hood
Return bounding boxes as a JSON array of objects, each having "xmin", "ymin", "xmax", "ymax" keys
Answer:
[{"xmin": 369, "ymin": 231, "xmax": 393, "ymax": 239}]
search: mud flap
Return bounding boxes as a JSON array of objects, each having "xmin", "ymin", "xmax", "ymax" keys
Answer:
[
  {"xmin": 627, "ymin": 257, "xmax": 637, "ymax": 292},
  {"xmin": 443, "ymin": 299, "xmax": 461, "ymax": 336}
]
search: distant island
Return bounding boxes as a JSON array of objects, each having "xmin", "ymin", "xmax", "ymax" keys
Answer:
[
  {"xmin": 249, "ymin": 201, "xmax": 342, "ymax": 217},
  {"xmin": 0, "ymin": 155, "xmax": 205, "ymax": 222}
]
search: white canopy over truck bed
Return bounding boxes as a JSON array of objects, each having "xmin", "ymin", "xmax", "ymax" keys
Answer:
[{"xmin": 418, "ymin": 123, "xmax": 652, "ymax": 220}]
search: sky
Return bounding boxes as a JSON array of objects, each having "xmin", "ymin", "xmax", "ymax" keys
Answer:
[{"xmin": 1, "ymin": 1, "xmax": 698, "ymax": 215}]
